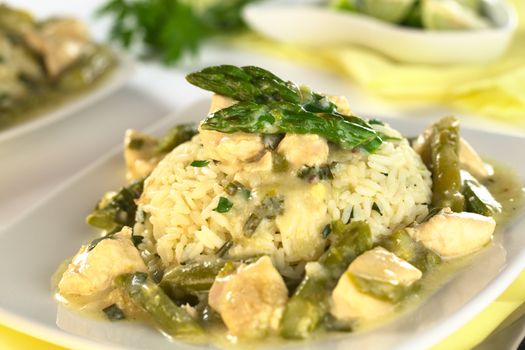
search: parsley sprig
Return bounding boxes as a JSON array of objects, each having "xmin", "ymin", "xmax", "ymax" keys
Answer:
[{"xmin": 97, "ymin": 0, "xmax": 257, "ymax": 64}]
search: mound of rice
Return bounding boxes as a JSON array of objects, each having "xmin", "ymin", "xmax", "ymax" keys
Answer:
[{"xmin": 136, "ymin": 123, "xmax": 432, "ymax": 275}]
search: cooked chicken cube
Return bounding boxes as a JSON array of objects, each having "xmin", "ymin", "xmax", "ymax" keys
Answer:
[
  {"xmin": 459, "ymin": 138, "xmax": 491, "ymax": 179},
  {"xmin": 23, "ymin": 18, "xmax": 91, "ymax": 78},
  {"xmin": 208, "ymin": 256, "xmax": 288, "ymax": 338},
  {"xmin": 124, "ymin": 129, "xmax": 161, "ymax": 182},
  {"xmin": 349, "ymin": 247, "xmax": 423, "ymax": 285},
  {"xmin": 277, "ymin": 134, "xmax": 329, "ymax": 168},
  {"xmin": 412, "ymin": 125, "xmax": 489, "ymax": 179},
  {"xmin": 58, "ymin": 227, "xmax": 147, "ymax": 297},
  {"xmin": 327, "ymin": 95, "xmax": 352, "ymax": 115},
  {"xmin": 331, "ymin": 247, "xmax": 421, "ymax": 321},
  {"xmin": 276, "ymin": 184, "xmax": 328, "ymax": 261},
  {"xmin": 408, "ymin": 208, "xmax": 496, "ymax": 258},
  {"xmin": 200, "ymin": 129, "xmax": 265, "ymax": 164},
  {"xmin": 208, "ymin": 94, "xmax": 237, "ymax": 114}
]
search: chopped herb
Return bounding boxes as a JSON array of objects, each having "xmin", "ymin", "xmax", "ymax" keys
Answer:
[
  {"xmin": 372, "ymin": 203, "xmax": 383, "ymax": 216},
  {"xmin": 225, "ymin": 181, "xmax": 251, "ymax": 199},
  {"xmin": 368, "ymin": 119, "xmax": 384, "ymax": 126},
  {"xmin": 128, "ymin": 138, "xmax": 145, "ymax": 150},
  {"xmin": 321, "ymin": 224, "xmax": 332, "ymax": 238},
  {"xmin": 378, "ymin": 133, "xmax": 402, "ymax": 142},
  {"xmin": 297, "ymin": 164, "xmax": 334, "ymax": 183},
  {"xmin": 214, "ymin": 197, "xmax": 233, "ymax": 213},
  {"xmin": 272, "ymin": 152, "xmax": 289, "ymax": 172},
  {"xmin": 243, "ymin": 196, "xmax": 284, "ymax": 236},
  {"xmin": 103, "ymin": 304, "xmax": 126, "ymax": 321},
  {"xmin": 132, "ymin": 234, "xmax": 144, "ymax": 247},
  {"xmin": 87, "ymin": 235, "xmax": 114, "ymax": 251},
  {"xmin": 243, "ymin": 213, "xmax": 262, "ymax": 237},
  {"xmin": 190, "ymin": 160, "xmax": 209, "ymax": 167},
  {"xmin": 216, "ymin": 240, "xmax": 234, "ymax": 257}
]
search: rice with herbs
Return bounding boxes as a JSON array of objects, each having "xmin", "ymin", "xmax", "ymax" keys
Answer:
[{"xmin": 135, "ymin": 123, "xmax": 432, "ymax": 276}]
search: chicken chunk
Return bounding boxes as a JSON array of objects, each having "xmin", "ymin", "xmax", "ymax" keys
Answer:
[
  {"xmin": 200, "ymin": 129, "xmax": 265, "ymax": 164},
  {"xmin": 327, "ymin": 95, "xmax": 352, "ymax": 115},
  {"xmin": 208, "ymin": 256, "xmax": 288, "ymax": 338},
  {"xmin": 277, "ymin": 134, "xmax": 329, "ymax": 168},
  {"xmin": 124, "ymin": 129, "xmax": 161, "ymax": 182},
  {"xmin": 459, "ymin": 138, "xmax": 491, "ymax": 179},
  {"xmin": 208, "ymin": 94, "xmax": 237, "ymax": 114},
  {"xmin": 412, "ymin": 125, "xmax": 489, "ymax": 179},
  {"xmin": 58, "ymin": 227, "xmax": 147, "ymax": 298},
  {"xmin": 408, "ymin": 208, "xmax": 496, "ymax": 258},
  {"xmin": 331, "ymin": 247, "xmax": 422, "ymax": 322},
  {"xmin": 275, "ymin": 183, "xmax": 328, "ymax": 261},
  {"xmin": 23, "ymin": 18, "xmax": 91, "ymax": 78}
]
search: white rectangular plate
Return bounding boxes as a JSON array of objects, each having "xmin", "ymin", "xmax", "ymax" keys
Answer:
[
  {"xmin": 0, "ymin": 100, "xmax": 523, "ymax": 350},
  {"xmin": 0, "ymin": 53, "xmax": 134, "ymax": 142}
]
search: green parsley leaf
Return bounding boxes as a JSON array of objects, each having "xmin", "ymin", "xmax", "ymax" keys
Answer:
[
  {"xmin": 190, "ymin": 160, "xmax": 209, "ymax": 167},
  {"xmin": 214, "ymin": 197, "xmax": 233, "ymax": 213}
]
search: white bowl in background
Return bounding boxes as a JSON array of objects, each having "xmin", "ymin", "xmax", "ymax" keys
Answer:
[{"xmin": 243, "ymin": 0, "xmax": 518, "ymax": 64}]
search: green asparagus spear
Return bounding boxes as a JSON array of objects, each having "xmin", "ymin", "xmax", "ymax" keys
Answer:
[
  {"xmin": 86, "ymin": 178, "xmax": 144, "ymax": 232},
  {"xmin": 279, "ymin": 221, "xmax": 373, "ymax": 339},
  {"xmin": 187, "ymin": 65, "xmax": 340, "ymax": 114},
  {"xmin": 116, "ymin": 272, "xmax": 203, "ymax": 337},
  {"xmin": 202, "ymin": 101, "xmax": 382, "ymax": 152},
  {"xmin": 461, "ymin": 170, "xmax": 502, "ymax": 216},
  {"xmin": 160, "ymin": 258, "xmax": 228, "ymax": 295},
  {"xmin": 378, "ymin": 229, "xmax": 441, "ymax": 273},
  {"xmin": 154, "ymin": 123, "xmax": 198, "ymax": 155},
  {"xmin": 429, "ymin": 116, "xmax": 465, "ymax": 212}
]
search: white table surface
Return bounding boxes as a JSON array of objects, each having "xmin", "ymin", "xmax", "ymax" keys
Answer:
[{"xmin": 0, "ymin": 0, "xmax": 521, "ymax": 232}]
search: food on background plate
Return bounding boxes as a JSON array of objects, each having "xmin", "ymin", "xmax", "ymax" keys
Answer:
[
  {"xmin": 332, "ymin": 0, "xmax": 496, "ymax": 30},
  {"xmin": 54, "ymin": 65, "xmax": 523, "ymax": 344},
  {"xmin": 0, "ymin": 4, "xmax": 116, "ymax": 131}
]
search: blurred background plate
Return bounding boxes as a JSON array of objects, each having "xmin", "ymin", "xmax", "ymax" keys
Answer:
[
  {"xmin": 0, "ymin": 53, "xmax": 134, "ymax": 143},
  {"xmin": 243, "ymin": 0, "xmax": 517, "ymax": 64}
]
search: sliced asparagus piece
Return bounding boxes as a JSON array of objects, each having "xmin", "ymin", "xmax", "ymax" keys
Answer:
[
  {"xmin": 461, "ymin": 170, "xmax": 502, "ymax": 216},
  {"xmin": 116, "ymin": 272, "xmax": 203, "ymax": 337},
  {"xmin": 378, "ymin": 229, "xmax": 441, "ymax": 273},
  {"xmin": 429, "ymin": 116, "xmax": 465, "ymax": 212},
  {"xmin": 86, "ymin": 178, "xmax": 144, "ymax": 233}
]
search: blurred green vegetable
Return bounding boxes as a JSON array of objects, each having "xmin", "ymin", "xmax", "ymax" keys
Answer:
[
  {"xmin": 332, "ymin": 0, "xmax": 490, "ymax": 30},
  {"xmin": 97, "ymin": 0, "xmax": 258, "ymax": 64}
]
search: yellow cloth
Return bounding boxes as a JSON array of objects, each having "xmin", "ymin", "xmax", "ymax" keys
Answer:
[
  {"xmin": 234, "ymin": 0, "xmax": 525, "ymax": 128},
  {"xmin": 0, "ymin": 270, "xmax": 524, "ymax": 349}
]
